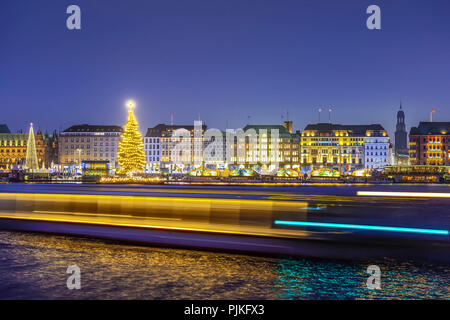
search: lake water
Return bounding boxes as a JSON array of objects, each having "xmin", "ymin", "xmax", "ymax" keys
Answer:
[{"xmin": 0, "ymin": 231, "xmax": 448, "ymax": 300}]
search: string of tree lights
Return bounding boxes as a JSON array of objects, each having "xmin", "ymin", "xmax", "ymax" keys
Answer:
[{"xmin": 117, "ymin": 100, "xmax": 146, "ymax": 175}]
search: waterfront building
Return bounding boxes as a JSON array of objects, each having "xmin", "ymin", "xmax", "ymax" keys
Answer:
[
  {"xmin": 145, "ymin": 122, "xmax": 207, "ymax": 172},
  {"xmin": 204, "ymin": 130, "xmax": 227, "ymax": 168},
  {"xmin": 364, "ymin": 128, "xmax": 390, "ymax": 169},
  {"xmin": 0, "ymin": 124, "xmax": 57, "ymax": 169},
  {"xmin": 0, "ymin": 124, "xmax": 26, "ymax": 169},
  {"xmin": 145, "ymin": 121, "xmax": 300, "ymax": 173},
  {"xmin": 58, "ymin": 124, "xmax": 122, "ymax": 168},
  {"xmin": 227, "ymin": 121, "xmax": 301, "ymax": 172},
  {"xmin": 301, "ymin": 123, "xmax": 389, "ymax": 172},
  {"xmin": 144, "ymin": 126, "xmax": 162, "ymax": 172},
  {"xmin": 409, "ymin": 122, "xmax": 450, "ymax": 166},
  {"xmin": 44, "ymin": 130, "xmax": 59, "ymax": 167},
  {"xmin": 394, "ymin": 103, "xmax": 409, "ymax": 165}
]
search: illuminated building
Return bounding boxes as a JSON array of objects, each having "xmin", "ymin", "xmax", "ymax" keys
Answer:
[
  {"xmin": 0, "ymin": 124, "xmax": 57, "ymax": 169},
  {"xmin": 409, "ymin": 122, "xmax": 450, "ymax": 166},
  {"xmin": 58, "ymin": 124, "xmax": 122, "ymax": 168},
  {"xmin": 301, "ymin": 123, "xmax": 389, "ymax": 172},
  {"xmin": 144, "ymin": 127, "xmax": 162, "ymax": 173},
  {"xmin": 394, "ymin": 103, "xmax": 409, "ymax": 165},
  {"xmin": 364, "ymin": 128, "xmax": 390, "ymax": 169},
  {"xmin": 145, "ymin": 121, "xmax": 208, "ymax": 172},
  {"xmin": 227, "ymin": 122, "xmax": 301, "ymax": 171},
  {"xmin": 146, "ymin": 121, "xmax": 300, "ymax": 172},
  {"xmin": 203, "ymin": 130, "xmax": 227, "ymax": 168},
  {"xmin": 0, "ymin": 124, "xmax": 27, "ymax": 169}
]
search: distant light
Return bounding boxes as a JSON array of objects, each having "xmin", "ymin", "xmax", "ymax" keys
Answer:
[
  {"xmin": 126, "ymin": 100, "xmax": 135, "ymax": 110},
  {"xmin": 357, "ymin": 191, "xmax": 450, "ymax": 198},
  {"xmin": 303, "ymin": 207, "xmax": 324, "ymax": 211},
  {"xmin": 274, "ymin": 220, "xmax": 449, "ymax": 235}
]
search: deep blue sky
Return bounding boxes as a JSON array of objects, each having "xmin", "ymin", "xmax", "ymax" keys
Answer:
[{"xmin": 1, "ymin": 0, "xmax": 449, "ymax": 137}]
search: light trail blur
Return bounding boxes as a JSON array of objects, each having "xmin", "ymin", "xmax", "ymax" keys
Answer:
[
  {"xmin": 274, "ymin": 220, "xmax": 449, "ymax": 235},
  {"xmin": 357, "ymin": 191, "xmax": 450, "ymax": 198},
  {"xmin": 0, "ymin": 183, "xmax": 449, "ymax": 261},
  {"xmin": 0, "ymin": 192, "xmax": 312, "ymax": 238}
]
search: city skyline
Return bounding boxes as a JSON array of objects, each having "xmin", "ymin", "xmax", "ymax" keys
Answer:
[
  {"xmin": 1, "ymin": 1, "xmax": 450, "ymax": 137},
  {"xmin": 0, "ymin": 99, "xmax": 441, "ymax": 137}
]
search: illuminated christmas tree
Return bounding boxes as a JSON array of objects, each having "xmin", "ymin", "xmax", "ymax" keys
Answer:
[
  {"xmin": 25, "ymin": 123, "xmax": 39, "ymax": 170},
  {"xmin": 117, "ymin": 101, "xmax": 146, "ymax": 175}
]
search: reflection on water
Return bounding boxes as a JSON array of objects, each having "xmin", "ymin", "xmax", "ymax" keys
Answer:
[
  {"xmin": 0, "ymin": 231, "xmax": 448, "ymax": 299},
  {"xmin": 275, "ymin": 258, "xmax": 449, "ymax": 299}
]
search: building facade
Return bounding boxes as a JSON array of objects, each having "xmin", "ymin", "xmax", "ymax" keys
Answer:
[
  {"xmin": 409, "ymin": 122, "xmax": 450, "ymax": 166},
  {"xmin": 226, "ymin": 122, "xmax": 301, "ymax": 171},
  {"xmin": 58, "ymin": 125, "xmax": 122, "ymax": 168},
  {"xmin": 0, "ymin": 124, "xmax": 27, "ymax": 169},
  {"xmin": 204, "ymin": 130, "xmax": 227, "ymax": 168},
  {"xmin": 364, "ymin": 131, "xmax": 390, "ymax": 169},
  {"xmin": 145, "ymin": 122, "xmax": 207, "ymax": 172},
  {"xmin": 144, "ymin": 126, "xmax": 162, "ymax": 172},
  {"xmin": 301, "ymin": 123, "xmax": 390, "ymax": 172},
  {"xmin": 43, "ymin": 130, "xmax": 59, "ymax": 167},
  {"xmin": 0, "ymin": 124, "xmax": 57, "ymax": 169},
  {"xmin": 144, "ymin": 121, "xmax": 300, "ymax": 173}
]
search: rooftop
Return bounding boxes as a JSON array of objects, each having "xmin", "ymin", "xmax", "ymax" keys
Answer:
[
  {"xmin": 145, "ymin": 123, "xmax": 207, "ymax": 137},
  {"xmin": 0, "ymin": 124, "xmax": 11, "ymax": 134},
  {"xmin": 242, "ymin": 124, "xmax": 298, "ymax": 137},
  {"xmin": 62, "ymin": 124, "xmax": 123, "ymax": 133},
  {"xmin": 0, "ymin": 133, "xmax": 27, "ymax": 141},
  {"xmin": 303, "ymin": 123, "xmax": 386, "ymax": 136},
  {"xmin": 410, "ymin": 122, "xmax": 450, "ymax": 135}
]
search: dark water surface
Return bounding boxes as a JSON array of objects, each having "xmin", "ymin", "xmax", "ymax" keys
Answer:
[{"xmin": 0, "ymin": 231, "xmax": 448, "ymax": 300}]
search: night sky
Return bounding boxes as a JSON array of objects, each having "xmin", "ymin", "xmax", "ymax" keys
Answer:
[{"xmin": 1, "ymin": 0, "xmax": 450, "ymax": 137}]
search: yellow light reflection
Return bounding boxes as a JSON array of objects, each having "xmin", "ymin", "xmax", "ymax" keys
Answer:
[{"xmin": 357, "ymin": 191, "xmax": 450, "ymax": 198}]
